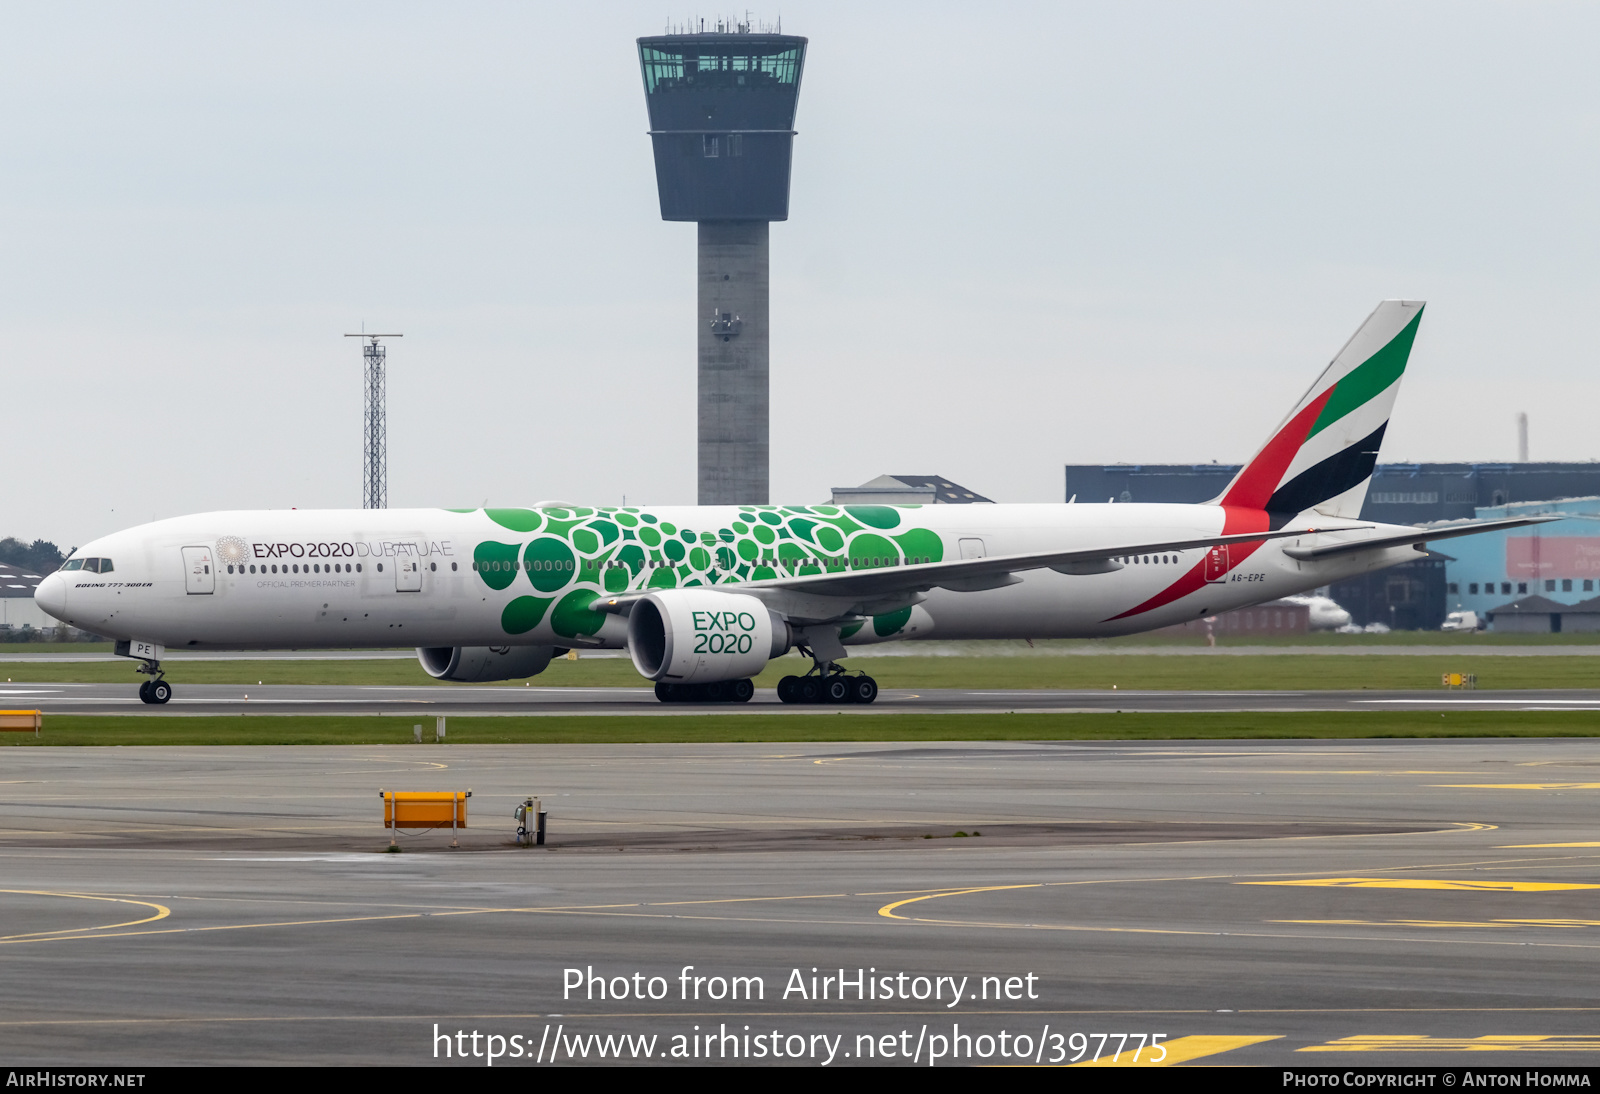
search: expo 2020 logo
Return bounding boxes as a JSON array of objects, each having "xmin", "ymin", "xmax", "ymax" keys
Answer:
[{"xmin": 215, "ymin": 536, "xmax": 250, "ymax": 566}]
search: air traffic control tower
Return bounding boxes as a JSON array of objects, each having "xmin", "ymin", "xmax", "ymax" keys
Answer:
[{"xmin": 637, "ymin": 25, "xmax": 807, "ymax": 505}]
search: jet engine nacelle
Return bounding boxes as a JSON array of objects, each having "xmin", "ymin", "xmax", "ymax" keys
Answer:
[
  {"xmin": 417, "ymin": 645, "xmax": 556, "ymax": 682},
  {"xmin": 626, "ymin": 590, "xmax": 789, "ymax": 683}
]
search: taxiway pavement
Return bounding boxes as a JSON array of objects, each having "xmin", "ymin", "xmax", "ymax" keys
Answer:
[
  {"xmin": 6, "ymin": 739, "xmax": 1600, "ymax": 1065},
  {"xmin": 5, "ymin": 679, "xmax": 1600, "ymax": 715}
]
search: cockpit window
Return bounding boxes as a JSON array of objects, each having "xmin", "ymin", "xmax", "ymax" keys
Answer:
[
  {"xmin": 63, "ymin": 559, "xmax": 84, "ymax": 571},
  {"xmin": 67, "ymin": 558, "xmax": 113, "ymax": 573},
  {"xmin": 97, "ymin": 558, "xmax": 113, "ymax": 574}
]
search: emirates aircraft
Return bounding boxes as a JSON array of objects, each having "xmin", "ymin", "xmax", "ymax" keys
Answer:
[{"xmin": 35, "ymin": 301, "xmax": 1540, "ymax": 705}]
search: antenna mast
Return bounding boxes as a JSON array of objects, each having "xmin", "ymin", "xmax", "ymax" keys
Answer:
[{"xmin": 345, "ymin": 333, "xmax": 403, "ymax": 509}]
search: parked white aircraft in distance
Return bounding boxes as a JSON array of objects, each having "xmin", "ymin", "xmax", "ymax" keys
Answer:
[
  {"xmin": 36, "ymin": 301, "xmax": 1545, "ymax": 706},
  {"xmin": 1282, "ymin": 594, "xmax": 1354, "ymax": 630}
]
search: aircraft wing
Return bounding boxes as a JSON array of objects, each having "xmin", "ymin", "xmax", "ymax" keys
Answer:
[
  {"xmin": 1280, "ymin": 516, "xmax": 1558, "ymax": 561},
  {"xmin": 593, "ymin": 523, "xmax": 1352, "ymax": 620}
]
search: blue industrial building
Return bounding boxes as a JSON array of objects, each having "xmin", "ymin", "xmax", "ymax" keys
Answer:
[{"xmin": 1444, "ymin": 497, "xmax": 1600, "ymax": 630}]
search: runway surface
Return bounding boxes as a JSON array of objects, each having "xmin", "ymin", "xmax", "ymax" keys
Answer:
[
  {"xmin": 7, "ymin": 679, "xmax": 1600, "ymax": 714},
  {"xmin": 5, "ymin": 642, "xmax": 1600, "ymax": 663},
  {"xmin": 7, "ymin": 738, "xmax": 1600, "ymax": 1066}
]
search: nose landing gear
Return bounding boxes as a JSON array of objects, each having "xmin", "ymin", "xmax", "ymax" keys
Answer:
[
  {"xmin": 137, "ymin": 679, "xmax": 172, "ymax": 704},
  {"xmin": 114, "ymin": 641, "xmax": 174, "ymax": 705},
  {"xmin": 136, "ymin": 662, "xmax": 172, "ymax": 705}
]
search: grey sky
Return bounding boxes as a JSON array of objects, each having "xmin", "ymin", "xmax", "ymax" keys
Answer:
[{"xmin": 6, "ymin": 2, "xmax": 1597, "ymax": 549}]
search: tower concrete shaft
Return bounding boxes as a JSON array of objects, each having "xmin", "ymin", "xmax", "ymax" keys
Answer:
[{"xmin": 697, "ymin": 221, "xmax": 769, "ymax": 504}]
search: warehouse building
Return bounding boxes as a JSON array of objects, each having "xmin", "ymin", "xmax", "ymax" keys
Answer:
[{"xmin": 0, "ymin": 562, "xmax": 54, "ymax": 634}]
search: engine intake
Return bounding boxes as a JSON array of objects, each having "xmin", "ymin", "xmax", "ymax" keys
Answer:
[
  {"xmin": 417, "ymin": 645, "xmax": 556, "ymax": 682},
  {"xmin": 626, "ymin": 590, "xmax": 788, "ymax": 683}
]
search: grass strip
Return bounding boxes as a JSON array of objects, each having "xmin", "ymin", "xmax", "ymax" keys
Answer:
[
  {"xmin": 4, "ymin": 711, "xmax": 1599, "ymax": 746},
  {"xmin": 3, "ymin": 655, "xmax": 1597, "ymax": 690}
]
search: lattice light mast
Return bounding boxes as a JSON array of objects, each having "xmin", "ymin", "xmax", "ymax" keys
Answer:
[{"xmin": 344, "ymin": 333, "xmax": 402, "ymax": 509}]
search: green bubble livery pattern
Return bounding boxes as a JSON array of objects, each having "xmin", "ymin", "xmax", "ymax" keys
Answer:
[{"xmin": 457, "ymin": 505, "xmax": 946, "ymax": 636}]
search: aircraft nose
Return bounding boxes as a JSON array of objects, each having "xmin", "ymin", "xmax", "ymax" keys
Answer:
[{"xmin": 34, "ymin": 572, "xmax": 67, "ymax": 622}]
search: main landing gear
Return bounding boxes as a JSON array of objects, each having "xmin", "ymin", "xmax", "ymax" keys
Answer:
[
  {"xmin": 655, "ymin": 679, "xmax": 755, "ymax": 704},
  {"xmin": 136, "ymin": 660, "xmax": 172, "ymax": 705},
  {"xmin": 777, "ymin": 666, "xmax": 878, "ymax": 705}
]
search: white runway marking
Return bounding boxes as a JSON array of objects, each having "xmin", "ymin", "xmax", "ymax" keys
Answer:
[{"xmin": 1362, "ymin": 699, "xmax": 1600, "ymax": 707}]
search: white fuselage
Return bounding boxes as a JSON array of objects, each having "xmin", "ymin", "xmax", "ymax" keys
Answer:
[{"xmin": 34, "ymin": 504, "xmax": 1414, "ymax": 652}]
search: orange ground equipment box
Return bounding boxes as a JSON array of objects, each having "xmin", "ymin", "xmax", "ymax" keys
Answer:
[
  {"xmin": 380, "ymin": 789, "xmax": 471, "ymax": 847},
  {"xmin": 0, "ymin": 710, "xmax": 41, "ymax": 737}
]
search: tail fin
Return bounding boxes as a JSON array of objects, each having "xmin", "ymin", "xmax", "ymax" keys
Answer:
[{"xmin": 1215, "ymin": 300, "xmax": 1424, "ymax": 522}]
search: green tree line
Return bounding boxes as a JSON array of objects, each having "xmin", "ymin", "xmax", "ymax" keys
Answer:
[{"xmin": 0, "ymin": 538, "xmax": 67, "ymax": 574}]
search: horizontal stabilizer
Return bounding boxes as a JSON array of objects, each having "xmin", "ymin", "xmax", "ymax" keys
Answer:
[{"xmin": 1281, "ymin": 516, "xmax": 1558, "ymax": 561}]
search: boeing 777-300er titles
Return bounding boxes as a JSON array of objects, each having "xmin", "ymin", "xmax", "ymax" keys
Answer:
[{"xmin": 35, "ymin": 301, "xmax": 1547, "ymax": 705}]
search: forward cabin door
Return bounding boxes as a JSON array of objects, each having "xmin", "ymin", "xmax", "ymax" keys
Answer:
[
  {"xmin": 181, "ymin": 547, "xmax": 215, "ymax": 594},
  {"xmin": 395, "ymin": 557, "xmax": 422, "ymax": 592}
]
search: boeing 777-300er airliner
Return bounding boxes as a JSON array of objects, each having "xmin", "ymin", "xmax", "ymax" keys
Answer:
[{"xmin": 35, "ymin": 300, "xmax": 1546, "ymax": 705}]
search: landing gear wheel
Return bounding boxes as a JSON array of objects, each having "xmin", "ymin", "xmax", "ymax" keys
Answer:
[
  {"xmin": 796, "ymin": 678, "xmax": 821, "ymax": 703},
  {"xmin": 730, "ymin": 678, "xmax": 755, "ymax": 703},
  {"xmin": 138, "ymin": 681, "xmax": 154, "ymax": 704},
  {"xmin": 849, "ymin": 676, "xmax": 879, "ymax": 704},
  {"xmin": 149, "ymin": 680, "xmax": 172, "ymax": 705},
  {"xmin": 823, "ymin": 677, "xmax": 850, "ymax": 703},
  {"xmin": 776, "ymin": 676, "xmax": 799, "ymax": 704},
  {"xmin": 654, "ymin": 681, "xmax": 677, "ymax": 703}
]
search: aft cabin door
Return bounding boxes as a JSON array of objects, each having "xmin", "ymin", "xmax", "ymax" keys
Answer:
[
  {"xmin": 395, "ymin": 558, "xmax": 422, "ymax": 592},
  {"xmin": 181, "ymin": 546, "xmax": 215, "ymax": 594},
  {"xmin": 1204, "ymin": 544, "xmax": 1230, "ymax": 582},
  {"xmin": 958, "ymin": 538, "xmax": 987, "ymax": 560}
]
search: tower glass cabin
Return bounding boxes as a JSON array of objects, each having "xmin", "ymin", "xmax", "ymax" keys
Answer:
[{"xmin": 638, "ymin": 33, "xmax": 807, "ymax": 222}]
